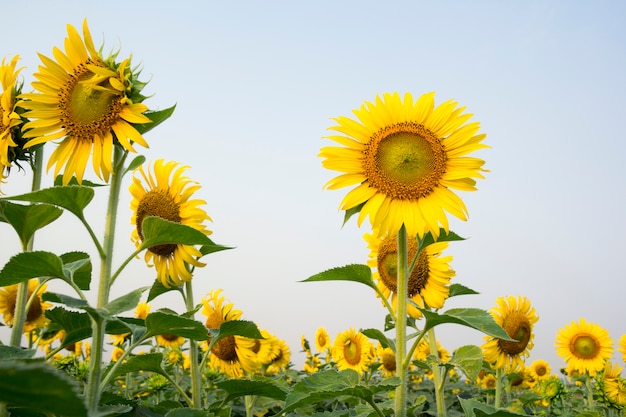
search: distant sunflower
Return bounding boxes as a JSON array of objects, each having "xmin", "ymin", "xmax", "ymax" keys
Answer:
[
  {"xmin": 315, "ymin": 327, "xmax": 331, "ymax": 353},
  {"xmin": 555, "ymin": 318, "xmax": 613, "ymax": 377},
  {"xmin": 413, "ymin": 338, "xmax": 451, "ymax": 363},
  {"xmin": 482, "ymin": 295, "xmax": 539, "ymax": 372},
  {"xmin": 156, "ymin": 333, "xmax": 185, "ymax": 349},
  {"xmin": 20, "ymin": 19, "xmax": 152, "ymax": 185},
  {"xmin": 201, "ymin": 289, "xmax": 260, "ymax": 378},
  {"xmin": 331, "ymin": 328, "xmax": 374, "ymax": 375},
  {"xmin": 377, "ymin": 344, "xmax": 397, "ymax": 377},
  {"xmin": 365, "ymin": 231, "xmax": 455, "ymax": 318},
  {"xmin": 320, "ymin": 92, "xmax": 487, "ymax": 238},
  {"xmin": 618, "ymin": 334, "xmax": 626, "ymax": 363},
  {"xmin": 0, "ymin": 55, "xmax": 26, "ymax": 190},
  {"xmin": 0, "ymin": 279, "xmax": 51, "ymax": 332},
  {"xmin": 130, "ymin": 159, "xmax": 212, "ymax": 288},
  {"xmin": 528, "ymin": 359, "xmax": 551, "ymax": 381},
  {"xmin": 134, "ymin": 301, "xmax": 151, "ymax": 320}
]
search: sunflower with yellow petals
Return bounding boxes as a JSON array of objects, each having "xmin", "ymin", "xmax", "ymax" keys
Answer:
[
  {"xmin": 320, "ymin": 92, "xmax": 487, "ymax": 239},
  {"xmin": 331, "ymin": 328, "xmax": 374, "ymax": 375},
  {"xmin": 266, "ymin": 338, "xmax": 291, "ymax": 374},
  {"xmin": 618, "ymin": 334, "xmax": 626, "ymax": 363},
  {"xmin": 130, "ymin": 159, "xmax": 212, "ymax": 288},
  {"xmin": 413, "ymin": 338, "xmax": 451, "ymax": 363},
  {"xmin": 377, "ymin": 344, "xmax": 397, "ymax": 377},
  {"xmin": 528, "ymin": 359, "xmax": 551, "ymax": 381},
  {"xmin": 482, "ymin": 295, "xmax": 539, "ymax": 372},
  {"xmin": 0, "ymin": 55, "xmax": 26, "ymax": 190},
  {"xmin": 156, "ymin": 333, "xmax": 186, "ymax": 349},
  {"xmin": 365, "ymin": 230, "xmax": 455, "ymax": 318},
  {"xmin": 555, "ymin": 318, "xmax": 613, "ymax": 377},
  {"xmin": 201, "ymin": 289, "xmax": 260, "ymax": 378},
  {"xmin": 0, "ymin": 279, "xmax": 51, "ymax": 332},
  {"xmin": 19, "ymin": 19, "xmax": 152, "ymax": 185},
  {"xmin": 315, "ymin": 327, "xmax": 331, "ymax": 354}
]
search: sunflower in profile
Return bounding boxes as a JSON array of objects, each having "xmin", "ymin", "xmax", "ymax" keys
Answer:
[
  {"xmin": 377, "ymin": 344, "xmax": 397, "ymax": 377},
  {"xmin": 320, "ymin": 92, "xmax": 487, "ymax": 239},
  {"xmin": 315, "ymin": 327, "xmax": 331, "ymax": 354},
  {"xmin": 331, "ymin": 328, "xmax": 374, "ymax": 375},
  {"xmin": 19, "ymin": 19, "xmax": 152, "ymax": 185},
  {"xmin": 266, "ymin": 338, "xmax": 291, "ymax": 374},
  {"xmin": 597, "ymin": 363, "xmax": 626, "ymax": 411},
  {"xmin": 365, "ymin": 230, "xmax": 455, "ymax": 318},
  {"xmin": 482, "ymin": 295, "xmax": 539, "ymax": 372},
  {"xmin": 0, "ymin": 279, "xmax": 51, "ymax": 332},
  {"xmin": 130, "ymin": 159, "xmax": 212, "ymax": 288},
  {"xmin": 528, "ymin": 359, "xmax": 551, "ymax": 381},
  {"xmin": 201, "ymin": 289, "xmax": 260, "ymax": 378},
  {"xmin": 555, "ymin": 318, "xmax": 613, "ymax": 377}
]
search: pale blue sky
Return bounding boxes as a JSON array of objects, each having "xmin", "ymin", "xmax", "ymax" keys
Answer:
[{"xmin": 1, "ymin": 1, "xmax": 625, "ymax": 371}]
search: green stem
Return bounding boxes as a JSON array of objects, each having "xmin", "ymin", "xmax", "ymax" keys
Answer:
[
  {"xmin": 494, "ymin": 367, "xmax": 503, "ymax": 409},
  {"xmin": 428, "ymin": 328, "xmax": 447, "ymax": 417},
  {"xmin": 585, "ymin": 375, "xmax": 595, "ymax": 411},
  {"xmin": 185, "ymin": 280, "xmax": 203, "ymax": 408},
  {"xmin": 245, "ymin": 395, "xmax": 255, "ymax": 417},
  {"xmin": 394, "ymin": 225, "xmax": 408, "ymax": 417}
]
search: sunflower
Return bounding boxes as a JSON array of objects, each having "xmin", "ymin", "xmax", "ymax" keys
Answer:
[
  {"xmin": 19, "ymin": 19, "xmax": 152, "ymax": 185},
  {"xmin": 0, "ymin": 55, "xmax": 26, "ymax": 190},
  {"xmin": 528, "ymin": 359, "xmax": 551, "ymax": 381},
  {"xmin": 0, "ymin": 279, "xmax": 51, "ymax": 332},
  {"xmin": 365, "ymin": 230, "xmax": 455, "ymax": 318},
  {"xmin": 618, "ymin": 334, "xmax": 626, "ymax": 363},
  {"xmin": 266, "ymin": 338, "xmax": 291, "ymax": 374},
  {"xmin": 130, "ymin": 159, "xmax": 212, "ymax": 288},
  {"xmin": 134, "ymin": 301, "xmax": 151, "ymax": 319},
  {"xmin": 251, "ymin": 329, "xmax": 278, "ymax": 367},
  {"xmin": 315, "ymin": 327, "xmax": 331, "ymax": 353},
  {"xmin": 303, "ymin": 354, "xmax": 321, "ymax": 374},
  {"xmin": 201, "ymin": 289, "xmax": 260, "ymax": 378},
  {"xmin": 482, "ymin": 295, "xmax": 539, "ymax": 372},
  {"xmin": 111, "ymin": 347, "xmax": 125, "ymax": 362},
  {"xmin": 537, "ymin": 376, "xmax": 565, "ymax": 402},
  {"xmin": 555, "ymin": 318, "xmax": 613, "ymax": 377},
  {"xmin": 331, "ymin": 328, "xmax": 374, "ymax": 375},
  {"xmin": 320, "ymin": 92, "xmax": 487, "ymax": 239},
  {"xmin": 156, "ymin": 333, "xmax": 186, "ymax": 349},
  {"xmin": 413, "ymin": 338, "xmax": 451, "ymax": 363},
  {"xmin": 377, "ymin": 344, "xmax": 397, "ymax": 377}
]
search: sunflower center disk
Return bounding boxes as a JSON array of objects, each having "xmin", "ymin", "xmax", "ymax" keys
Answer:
[
  {"xmin": 378, "ymin": 237, "xmax": 427, "ymax": 297},
  {"xmin": 366, "ymin": 124, "xmax": 446, "ymax": 200},
  {"xmin": 572, "ymin": 335, "xmax": 599, "ymax": 359},
  {"xmin": 497, "ymin": 312, "xmax": 532, "ymax": 355},
  {"xmin": 212, "ymin": 336, "xmax": 238, "ymax": 362},
  {"xmin": 343, "ymin": 339, "xmax": 362, "ymax": 366},
  {"xmin": 136, "ymin": 190, "xmax": 182, "ymax": 256}
]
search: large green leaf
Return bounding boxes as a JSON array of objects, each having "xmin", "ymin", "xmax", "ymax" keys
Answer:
[
  {"xmin": 0, "ymin": 345, "xmax": 37, "ymax": 361},
  {"xmin": 0, "ymin": 251, "xmax": 65, "ymax": 286},
  {"xmin": 361, "ymin": 328, "xmax": 393, "ymax": 350},
  {"xmin": 147, "ymin": 279, "xmax": 184, "ymax": 302},
  {"xmin": 104, "ymin": 287, "xmax": 149, "ymax": 315},
  {"xmin": 216, "ymin": 378, "xmax": 288, "ymax": 401},
  {"xmin": 206, "ymin": 320, "xmax": 263, "ymax": 352},
  {"xmin": 0, "ymin": 200, "xmax": 63, "ymax": 247},
  {"xmin": 145, "ymin": 311, "xmax": 208, "ymax": 340},
  {"xmin": 450, "ymin": 345, "xmax": 483, "ymax": 381},
  {"xmin": 106, "ymin": 352, "xmax": 166, "ymax": 381},
  {"xmin": 301, "ymin": 264, "xmax": 375, "ymax": 291},
  {"xmin": 139, "ymin": 217, "xmax": 216, "ymax": 251},
  {"xmin": 418, "ymin": 229, "xmax": 466, "ymax": 247},
  {"xmin": 1, "ymin": 186, "xmax": 94, "ymax": 221},
  {"xmin": 422, "ymin": 308, "xmax": 515, "ymax": 341},
  {"xmin": 448, "ymin": 283, "xmax": 480, "ymax": 298},
  {"xmin": 0, "ymin": 361, "xmax": 87, "ymax": 417},
  {"xmin": 60, "ymin": 251, "xmax": 92, "ymax": 290},
  {"xmin": 459, "ymin": 398, "xmax": 529, "ymax": 417},
  {"xmin": 133, "ymin": 105, "xmax": 176, "ymax": 135}
]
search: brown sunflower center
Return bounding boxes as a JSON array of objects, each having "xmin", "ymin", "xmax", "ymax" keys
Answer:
[
  {"xmin": 159, "ymin": 333, "xmax": 179, "ymax": 342},
  {"xmin": 25, "ymin": 296, "xmax": 43, "ymax": 324},
  {"xmin": 364, "ymin": 122, "xmax": 447, "ymax": 200},
  {"xmin": 571, "ymin": 334, "xmax": 600, "ymax": 359},
  {"xmin": 535, "ymin": 365, "xmax": 548, "ymax": 377},
  {"xmin": 317, "ymin": 333, "xmax": 328, "ymax": 348},
  {"xmin": 381, "ymin": 351, "xmax": 396, "ymax": 373},
  {"xmin": 377, "ymin": 236, "xmax": 429, "ymax": 297},
  {"xmin": 497, "ymin": 312, "xmax": 532, "ymax": 356},
  {"xmin": 135, "ymin": 190, "xmax": 182, "ymax": 256},
  {"xmin": 343, "ymin": 337, "xmax": 362, "ymax": 366},
  {"xmin": 211, "ymin": 336, "xmax": 238, "ymax": 363},
  {"xmin": 59, "ymin": 61, "xmax": 123, "ymax": 142}
]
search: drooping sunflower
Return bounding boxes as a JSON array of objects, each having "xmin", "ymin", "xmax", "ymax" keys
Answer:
[
  {"xmin": 555, "ymin": 318, "xmax": 613, "ymax": 377},
  {"xmin": 528, "ymin": 359, "xmax": 551, "ymax": 381},
  {"xmin": 320, "ymin": 92, "xmax": 487, "ymax": 238},
  {"xmin": 315, "ymin": 327, "xmax": 331, "ymax": 353},
  {"xmin": 331, "ymin": 328, "xmax": 374, "ymax": 375},
  {"xmin": 19, "ymin": 19, "xmax": 152, "ymax": 185},
  {"xmin": 0, "ymin": 279, "xmax": 51, "ymax": 332},
  {"xmin": 201, "ymin": 289, "xmax": 260, "ymax": 378},
  {"xmin": 482, "ymin": 295, "xmax": 539, "ymax": 372},
  {"xmin": 130, "ymin": 159, "xmax": 212, "ymax": 288},
  {"xmin": 365, "ymin": 230, "xmax": 455, "ymax": 318}
]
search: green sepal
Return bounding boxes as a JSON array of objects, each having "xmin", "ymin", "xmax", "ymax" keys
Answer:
[
  {"xmin": 417, "ymin": 229, "xmax": 466, "ymax": 247},
  {"xmin": 301, "ymin": 264, "xmax": 376, "ymax": 291},
  {"xmin": 0, "ymin": 200, "xmax": 63, "ymax": 248},
  {"xmin": 421, "ymin": 308, "xmax": 516, "ymax": 341},
  {"xmin": 342, "ymin": 201, "xmax": 365, "ymax": 227}
]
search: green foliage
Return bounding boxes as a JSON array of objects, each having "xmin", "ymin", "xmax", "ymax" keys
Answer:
[
  {"xmin": 460, "ymin": 398, "xmax": 530, "ymax": 417},
  {"xmin": 301, "ymin": 264, "xmax": 376, "ymax": 291},
  {"xmin": 0, "ymin": 200, "xmax": 63, "ymax": 248},
  {"xmin": 133, "ymin": 105, "xmax": 177, "ymax": 135},
  {"xmin": 450, "ymin": 345, "xmax": 483, "ymax": 381},
  {"xmin": 145, "ymin": 311, "xmax": 209, "ymax": 340},
  {"xmin": 1, "ymin": 185, "xmax": 94, "ymax": 222},
  {"xmin": 216, "ymin": 378, "xmax": 288, "ymax": 401},
  {"xmin": 421, "ymin": 307, "xmax": 516, "ymax": 341},
  {"xmin": 139, "ymin": 216, "xmax": 224, "ymax": 251}
]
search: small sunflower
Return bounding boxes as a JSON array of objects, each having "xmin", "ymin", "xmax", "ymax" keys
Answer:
[
  {"xmin": 482, "ymin": 295, "xmax": 539, "ymax": 372},
  {"xmin": 618, "ymin": 334, "xmax": 626, "ymax": 363},
  {"xmin": 377, "ymin": 344, "xmax": 397, "ymax": 377},
  {"xmin": 413, "ymin": 338, "xmax": 451, "ymax": 363},
  {"xmin": 537, "ymin": 376, "xmax": 565, "ymax": 402},
  {"xmin": 111, "ymin": 347, "xmax": 124, "ymax": 362},
  {"xmin": 528, "ymin": 359, "xmax": 551, "ymax": 381},
  {"xmin": 130, "ymin": 159, "xmax": 212, "ymax": 288},
  {"xmin": 251, "ymin": 329, "xmax": 278, "ymax": 367},
  {"xmin": 134, "ymin": 301, "xmax": 151, "ymax": 319},
  {"xmin": 555, "ymin": 318, "xmax": 613, "ymax": 377},
  {"xmin": 320, "ymin": 92, "xmax": 487, "ymax": 238},
  {"xmin": 0, "ymin": 279, "xmax": 51, "ymax": 332},
  {"xmin": 597, "ymin": 364, "xmax": 626, "ymax": 411},
  {"xmin": 365, "ymin": 230, "xmax": 455, "ymax": 318},
  {"xmin": 303, "ymin": 354, "xmax": 320, "ymax": 374},
  {"xmin": 315, "ymin": 327, "xmax": 331, "ymax": 353},
  {"xmin": 156, "ymin": 333, "xmax": 186, "ymax": 349},
  {"xmin": 331, "ymin": 328, "xmax": 374, "ymax": 375},
  {"xmin": 201, "ymin": 289, "xmax": 260, "ymax": 378},
  {"xmin": 20, "ymin": 20, "xmax": 152, "ymax": 185}
]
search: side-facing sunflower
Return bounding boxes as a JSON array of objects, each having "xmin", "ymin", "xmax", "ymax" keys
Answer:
[
  {"xmin": 266, "ymin": 338, "xmax": 291, "ymax": 374},
  {"xmin": 331, "ymin": 327, "xmax": 374, "ymax": 375},
  {"xmin": 482, "ymin": 295, "xmax": 539, "ymax": 372},
  {"xmin": 19, "ymin": 19, "xmax": 152, "ymax": 185},
  {"xmin": 320, "ymin": 92, "xmax": 487, "ymax": 239},
  {"xmin": 130, "ymin": 159, "xmax": 212, "ymax": 288},
  {"xmin": 377, "ymin": 344, "xmax": 397, "ymax": 377},
  {"xmin": 201, "ymin": 289, "xmax": 260, "ymax": 378},
  {"xmin": 0, "ymin": 55, "xmax": 26, "ymax": 190},
  {"xmin": 555, "ymin": 318, "xmax": 613, "ymax": 377},
  {"xmin": 365, "ymin": 230, "xmax": 455, "ymax": 318},
  {"xmin": 0, "ymin": 279, "xmax": 51, "ymax": 332},
  {"xmin": 315, "ymin": 327, "xmax": 331, "ymax": 354}
]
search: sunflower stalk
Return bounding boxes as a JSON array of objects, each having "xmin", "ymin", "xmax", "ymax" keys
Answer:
[
  {"xmin": 427, "ymin": 328, "xmax": 447, "ymax": 417},
  {"xmin": 394, "ymin": 225, "xmax": 409, "ymax": 417},
  {"xmin": 494, "ymin": 367, "xmax": 504, "ymax": 409},
  {"xmin": 184, "ymin": 280, "xmax": 203, "ymax": 409}
]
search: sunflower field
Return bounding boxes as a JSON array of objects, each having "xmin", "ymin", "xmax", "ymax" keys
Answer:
[{"xmin": 1, "ymin": 19, "xmax": 625, "ymax": 417}]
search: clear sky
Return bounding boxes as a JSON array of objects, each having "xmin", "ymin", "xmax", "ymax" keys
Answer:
[{"xmin": 1, "ymin": 1, "xmax": 625, "ymax": 371}]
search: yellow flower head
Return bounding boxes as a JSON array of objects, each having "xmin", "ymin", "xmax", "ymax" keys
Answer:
[
  {"xmin": 555, "ymin": 318, "xmax": 613, "ymax": 377},
  {"xmin": 266, "ymin": 337, "xmax": 291, "ymax": 374},
  {"xmin": 320, "ymin": 92, "xmax": 488, "ymax": 238},
  {"xmin": 618, "ymin": 334, "xmax": 626, "ymax": 364},
  {"xmin": 0, "ymin": 279, "xmax": 51, "ymax": 332},
  {"xmin": 134, "ymin": 301, "xmax": 151, "ymax": 320},
  {"xmin": 130, "ymin": 159, "xmax": 212, "ymax": 288},
  {"xmin": 528, "ymin": 359, "xmax": 551, "ymax": 381},
  {"xmin": 331, "ymin": 328, "xmax": 374, "ymax": 375},
  {"xmin": 0, "ymin": 54, "xmax": 26, "ymax": 191},
  {"xmin": 315, "ymin": 327, "xmax": 331, "ymax": 353},
  {"xmin": 156, "ymin": 333, "xmax": 186, "ymax": 349},
  {"xmin": 377, "ymin": 344, "xmax": 397, "ymax": 377},
  {"xmin": 20, "ymin": 19, "xmax": 153, "ymax": 185}
]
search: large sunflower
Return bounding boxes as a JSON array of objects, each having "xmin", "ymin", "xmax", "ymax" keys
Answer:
[
  {"xmin": 555, "ymin": 318, "xmax": 613, "ymax": 377},
  {"xmin": 0, "ymin": 279, "xmax": 51, "ymax": 332},
  {"xmin": 201, "ymin": 289, "xmax": 260, "ymax": 378},
  {"xmin": 20, "ymin": 19, "xmax": 152, "ymax": 185},
  {"xmin": 0, "ymin": 55, "xmax": 25, "ymax": 189},
  {"xmin": 482, "ymin": 295, "xmax": 539, "ymax": 372},
  {"xmin": 320, "ymin": 92, "xmax": 487, "ymax": 238},
  {"xmin": 130, "ymin": 159, "xmax": 212, "ymax": 288},
  {"xmin": 365, "ymin": 230, "xmax": 455, "ymax": 318},
  {"xmin": 331, "ymin": 328, "xmax": 374, "ymax": 375}
]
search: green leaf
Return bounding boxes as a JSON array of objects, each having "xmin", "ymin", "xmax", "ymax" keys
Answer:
[
  {"xmin": 301, "ymin": 264, "xmax": 376, "ymax": 291},
  {"xmin": 133, "ymin": 105, "xmax": 176, "ymax": 135},
  {"xmin": 422, "ymin": 308, "xmax": 515, "ymax": 341},
  {"xmin": 43, "ymin": 292, "xmax": 89, "ymax": 309},
  {"xmin": 106, "ymin": 353, "xmax": 166, "ymax": 381},
  {"xmin": 0, "ymin": 201, "xmax": 63, "ymax": 247},
  {"xmin": 361, "ymin": 328, "xmax": 393, "ymax": 350},
  {"xmin": 280, "ymin": 369, "xmax": 400, "ymax": 414},
  {"xmin": 419, "ymin": 229, "xmax": 466, "ymax": 247},
  {"xmin": 199, "ymin": 238, "xmax": 234, "ymax": 256},
  {"xmin": 459, "ymin": 398, "xmax": 529, "ymax": 417},
  {"xmin": 145, "ymin": 311, "xmax": 208, "ymax": 340},
  {"xmin": 124, "ymin": 155, "xmax": 146, "ymax": 175},
  {"xmin": 44, "ymin": 307, "xmax": 92, "ymax": 348},
  {"xmin": 1, "ymin": 186, "xmax": 94, "ymax": 221},
  {"xmin": 0, "ymin": 345, "xmax": 37, "ymax": 361},
  {"xmin": 104, "ymin": 287, "xmax": 149, "ymax": 315},
  {"xmin": 147, "ymin": 279, "xmax": 184, "ymax": 302},
  {"xmin": 0, "ymin": 251, "xmax": 65, "ymax": 286},
  {"xmin": 207, "ymin": 320, "xmax": 262, "ymax": 352},
  {"xmin": 165, "ymin": 409, "xmax": 218, "ymax": 417},
  {"xmin": 0, "ymin": 361, "xmax": 87, "ymax": 417},
  {"xmin": 139, "ymin": 216, "xmax": 215, "ymax": 251},
  {"xmin": 60, "ymin": 252, "xmax": 92, "ymax": 290},
  {"xmin": 53, "ymin": 176, "xmax": 105, "ymax": 187},
  {"xmin": 450, "ymin": 345, "xmax": 483, "ymax": 381},
  {"xmin": 216, "ymin": 378, "xmax": 288, "ymax": 401},
  {"xmin": 342, "ymin": 201, "xmax": 365, "ymax": 226},
  {"xmin": 448, "ymin": 283, "xmax": 480, "ymax": 298}
]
